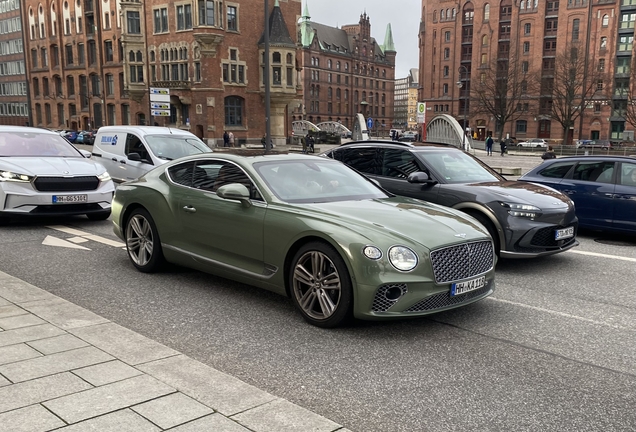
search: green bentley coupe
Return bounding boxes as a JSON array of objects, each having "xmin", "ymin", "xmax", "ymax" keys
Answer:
[{"xmin": 112, "ymin": 153, "xmax": 496, "ymax": 328}]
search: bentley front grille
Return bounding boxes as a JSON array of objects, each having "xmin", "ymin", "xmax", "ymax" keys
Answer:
[{"xmin": 429, "ymin": 240, "xmax": 494, "ymax": 284}]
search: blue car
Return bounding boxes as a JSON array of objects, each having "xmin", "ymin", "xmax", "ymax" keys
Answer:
[
  {"xmin": 519, "ymin": 156, "xmax": 636, "ymax": 234},
  {"xmin": 64, "ymin": 130, "xmax": 78, "ymax": 143}
]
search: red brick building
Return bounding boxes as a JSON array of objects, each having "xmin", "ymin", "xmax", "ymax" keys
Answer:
[
  {"xmin": 419, "ymin": 0, "xmax": 627, "ymax": 143},
  {"xmin": 298, "ymin": 7, "xmax": 396, "ymax": 134},
  {"xmin": 0, "ymin": 0, "xmax": 28, "ymax": 126},
  {"xmin": 22, "ymin": 0, "xmax": 301, "ymax": 145}
]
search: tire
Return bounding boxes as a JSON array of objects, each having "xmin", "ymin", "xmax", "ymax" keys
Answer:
[
  {"xmin": 124, "ymin": 208, "xmax": 164, "ymax": 273},
  {"xmin": 86, "ymin": 210, "xmax": 111, "ymax": 221},
  {"xmin": 289, "ymin": 241, "xmax": 353, "ymax": 328},
  {"xmin": 466, "ymin": 211, "xmax": 501, "ymax": 257}
]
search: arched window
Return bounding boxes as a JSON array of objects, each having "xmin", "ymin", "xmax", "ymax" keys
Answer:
[
  {"xmin": 150, "ymin": 50, "xmax": 155, "ymax": 62},
  {"xmin": 273, "ymin": 52, "xmax": 281, "ymax": 63},
  {"xmin": 572, "ymin": 19, "xmax": 580, "ymax": 41},
  {"xmin": 336, "ymin": 61, "xmax": 340, "ymax": 70},
  {"xmin": 136, "ymin": 51, "xmax": 142, "ymax": 62},
  {"xmin": 328, "ymin": 59, "xmax": 332, "ymax": 68},
  {"xmin": 433, "ymin": 10, "xmax": 437, "ymax": 21},
  {"xmin": 129, "ymin": 50, "xmax": 135, "ymax": 62},
  {"xmin": 463, "ymin": 4, "xmax": 474, "ymax": 24},
  {"xmin": 602, "ymin": 14, "xmax": 609, "ymax": 27},
  {"xmin": 484, "ymin": 4, "xmax": 490, "ymax": 20},
  {"xmin": 441, "ymin": 9, "xmax": 445, "ymax": 20},
  {"xmin": 482, "ymin": 34, "xmax": 488, "ymax": 45},
  {"xmin": 225, "ymin": 96, "xmax": 243, "ymax": 126}
]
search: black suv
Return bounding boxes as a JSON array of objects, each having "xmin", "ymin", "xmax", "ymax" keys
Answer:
[{"xmin": 321, "ymin": 141, "xmax": 579, "ymax": 258}]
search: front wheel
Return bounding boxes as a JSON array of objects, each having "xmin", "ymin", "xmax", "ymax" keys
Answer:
[
  {"xmin": 289, "ymin": 242, "xmax": 353, "ymax": 328},
  {"xmin": 466, "ymin": 211, "xmax": 501, "ymax": 258},
  {"xmin": 124, "ymin": 208, "xmax": 164, "ymax": 272}
]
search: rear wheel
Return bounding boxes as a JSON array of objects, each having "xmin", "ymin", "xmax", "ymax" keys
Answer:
[
  {"xmin": 125, "ymin": 208, "xmax": 164, "ymax": 272},
  {"xmin": 289, "ymin": 241, "xmax": 353, "ymax": 328}
]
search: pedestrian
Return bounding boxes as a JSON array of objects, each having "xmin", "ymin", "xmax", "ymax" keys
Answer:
[
  {"xmin": 223, "ymin": 131, "xmax": 230, "ymax": 147},
  {"xmin": 307, "ymin": 134, "xmax": 315, "ymax": 153},
  {"xmin": 261, "ymin": 134, "xmax": 267, "ymax": 149},
  {"xmin": 541, "ymin": 145, "xmax": 557, "ymax": 161},
  {"xmin": 485, "ymin": 134, "xmax": 494, "ymax": 156},
  {"xmin": 301, "ymin": 135, "xmax": 307, "ymax": 153},
  {"xmin": 228, "ymin": 131, "xmax": 235, "ymax": 147},
  {"xmin": 500, "ymin": 138, "xmax": 508, "ymax": 157}
]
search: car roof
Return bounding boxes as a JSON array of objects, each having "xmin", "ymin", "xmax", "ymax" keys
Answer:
[
  {"xmin": 0, "ymin": 126, "xmax": 58, "ymax": 135},
  {"xmin": 329, "ymin": 140, "xmax": 457, "ymax": 151},
  {"xmin": 537, "ymin": 155, "xmax": 636, "ymax": 162},
  {"xmin": 96, "ymin": 125, "xmax": 196, "ymax": 136}
]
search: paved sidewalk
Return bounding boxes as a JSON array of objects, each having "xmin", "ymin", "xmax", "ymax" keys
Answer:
[{"xmin": 0, "ymin": 271, "xmax": 351, "ymax": 432}]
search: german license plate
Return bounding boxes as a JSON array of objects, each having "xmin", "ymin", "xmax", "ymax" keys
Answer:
[
  {"xmin": 555, "ymin": 226, "xmax": 574, "ymax": 240},
  {"xmin": 451, "ymin": 276, "xmax": 485, "ymax": 296},
  {"xmin": 52, "ymin": 194, "xmax": 88, "ymax": 203}
]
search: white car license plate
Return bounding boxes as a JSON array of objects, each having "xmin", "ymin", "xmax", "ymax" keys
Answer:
[
  {"xmin": 451, "ymin": 276, "xmax": 485, "ymax": 296},
  {"xmin": 52, "ymin": 194, "xmax": 88, "ymax": 203},
  {"xmin": 555, "ymin": 226, "xmax": 574, "ymax": 240}
]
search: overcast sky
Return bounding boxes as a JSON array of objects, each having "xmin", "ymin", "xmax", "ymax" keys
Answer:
[{"xmin": 304, "ymin": 0, "xmax": 421, "ymax": 78}]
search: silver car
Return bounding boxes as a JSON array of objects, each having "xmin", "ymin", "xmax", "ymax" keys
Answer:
[{"xmin": 0, "ymin": 126, "xmax": 114, "ymax": 223}]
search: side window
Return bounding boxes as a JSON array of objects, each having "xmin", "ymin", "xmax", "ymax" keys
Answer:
[
  {"xmin": 125, "ymin": 134, "xmax": 151, "ymax": 164},
  {"xmin": 167, "ymin": 161, "xmax": 196, "ymax": 187},
  {"xmin": 538, "ymin": 162, "xmax": 575, "ymax": 179},
  {"xmin": 572, "ymin": 161, "xmax": 615, "ymax": 183},
  {"xmin": 193, "ymin": 161, "xmax": 261, "ymax": 200},
  {"xmin": 620, "ymin": 162, "xmax": 636, "ymax": 186},
  {"xmin": 332, "ymin": 147, "xmax": 383, "ymax": 175},
  {"xmin": 382, "ymin": 149, "xmax": 421, "ymax": 178}
]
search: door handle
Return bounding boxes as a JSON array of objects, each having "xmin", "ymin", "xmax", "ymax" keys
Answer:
[
  {"xmin": 111, "ymin": 157, "xmax": 117, "ymax": 161},
  {"xmin": 120, "ymin": 160, "xmax": 126, "ymax": 164},
  {"xmin": 182, "ymin": 205, "xmax": 197, "ymax": 213}
]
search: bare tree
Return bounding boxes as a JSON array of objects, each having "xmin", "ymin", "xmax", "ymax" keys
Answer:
[
  {"xmin": 547, "ymin": 44, "xmax": 607, "ymax": 145},
  {"xmin": 471, "ymin": 53, "xmax": 537, "ymax": 144}
]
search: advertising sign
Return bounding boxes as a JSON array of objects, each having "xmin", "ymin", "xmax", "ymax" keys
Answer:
[{"xmin": 150, "ymin": 88, "xmax": 170, "ymax": 117}]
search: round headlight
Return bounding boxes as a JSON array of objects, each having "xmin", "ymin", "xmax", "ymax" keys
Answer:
[
  {"xmin": 388, "ymin": 246, "xmax": 418, "ymax": 271},
  {"xmin": 362, "ymin": 245, "xmax": 382, "ymax": 260}
]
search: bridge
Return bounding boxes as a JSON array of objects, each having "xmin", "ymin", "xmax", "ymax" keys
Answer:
[
  {"xmin": 425, "ymin": 114, "xmax": 473, "ymax": 150},
  {"xmin": 292, "ymin": 120, "xmax": 351, "ymax": 137}
]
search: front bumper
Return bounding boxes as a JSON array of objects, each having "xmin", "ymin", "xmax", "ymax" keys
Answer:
[{"xmin": 0, "ymin": 179, "xmax": 114, "ymax": 217}]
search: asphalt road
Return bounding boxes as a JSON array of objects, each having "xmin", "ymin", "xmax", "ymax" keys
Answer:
[{"xmin": 1, "ymin": 151, "xmax": 635, "ymax": 431}]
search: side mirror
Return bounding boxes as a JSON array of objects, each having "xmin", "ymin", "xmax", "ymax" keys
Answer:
[
  {"xmin": 127, "ymin": 152, "xmax": 141, "ymax": 162},
  {"xmin": 78, "ymin": 149, "xmax": 91, "ymax": 158},
  {"xmin": 407, "ymin": 171, "xmax": 437, "ymax": 185},
  {"xmin": 216, "ymin": 183, "xmax": 252, "ymax": 208}
]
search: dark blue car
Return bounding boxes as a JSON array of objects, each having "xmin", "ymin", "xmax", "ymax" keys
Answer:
[{"xmin": 519, "ymin": 156, "xmax": 636, "ymax": 234}]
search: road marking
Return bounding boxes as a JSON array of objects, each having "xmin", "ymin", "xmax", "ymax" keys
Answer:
[
  {"xmin": 42, "ymin": 235, "xmax": 91, "ymax": 250},
  {"xmin": 82, "ymin": 234, "xmax": 125, "ymax": 248},
  {"xmin": 487, "ymin": 297, "xmax": 629, "ymax": 331},
  {"xmin": 44, "ymin": 226, "xmax": 125, "ymax": 248},
  {"xmin": 568, "ymin": 249, "xmax": 636, "ymax": 263}
]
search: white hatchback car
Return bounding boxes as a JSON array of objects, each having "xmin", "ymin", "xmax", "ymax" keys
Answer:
[
  {"xmin": 0, "ymin": 126, "xmax": 114, "ymax": 223},
  {"xmin": 517, "ymin": 138, "xmax": 548, "ymax": 148}
]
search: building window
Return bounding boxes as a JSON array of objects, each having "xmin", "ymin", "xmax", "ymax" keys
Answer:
[
  {"xmin": 597, "ymin": 80, "xmax": 604, "ymax": 90},
  {"xmin": 572, "ymin": 19, "xmax": 580, "ymax": 40},
  {"xmin": 227, "ymin": 5, "xmax": 237, "ymax": 30},
  {"xmin": 90, "ymin": 74, "xmax": 100, "ymax": 96},
  {"xmin": 198, "ymin": 0, "xmax": 214, "ymax": 26},
  {"xmin": 621, "ymin": 13, "xmax": 636, "ymax": 29},
  {"xmin": 600, "ymin": 37, "xmax": 607, "ymax": 49},
  {"xmin": 51, "ymin": 45, "xmax": 59, "ymax": 67},
  {"xmin": 65, "ymin": 44, "xmax": 73, "ymax": 65},
  {"xmin": 598, "ymin": 58, "xmax": 606, "ymax": 71},
  {"xmin": 524, "ymin": 23, "xmax": 531, "ymax": 34},
  {"xmin": 66, "ymin": 76, "xmax": 74, "ymax": 96},
  {"xmin": 104, "ymin": 40, "xmax": 113, "ymax": 62},
  {"xmin": 443, "ymin": 83, "xmax": 449, "ymax": 94},
  {"xmin": 41, "ymin": 48, "xmax": 48, "ymax": 67},
  {"xmin": 127, "ymin": 11, "xmax": 141, "ymax": 34},
  {"xmin": 481, "ymin": 53, "xmax": 487, "ymax": 64},
  {"xmin": 444, "ymin": 48, "xmax": 450, "ymax": 59},
  {"xmin": 42, "ymin": 77, "xmax": 49, "ymax": 97},
  {"xmin": 516, "ymin": 120, "xmax": 527, "ymax": 133},
  {"xmin": 484, "ymin": 3, "xmax": 490, "ymax": 20},
  {"xmin": 222, "ymin": 49, "xmax": 245, "ymax": 84},
  {"xmin": 106, "ymin": 74, "xmax": 114, "ymax": 96},
  {"xmin": 177, "ymin": 4, "xmax": 193, "ymax": 30},
  {"xmin": 107, "ymin": 104, "xmax": 115, "ymax": 125},
  {"xmin": 154, "ymin": 8, "xmax": 168, "ymax": 33},
  {"xmin": 602, "ymin": 14, "xmax": 609, "ymax": 27},
  {"xmin": 618, "ymin": 35, "xmax": 633, "ymax": 51},
  {"xmin": 445, "ymin": 31, "xmax": 451, "ymax": 42},
  {"xmin": 225, "ymin": 96, "xmax": 243, "ymax": 126},
  {"xmin": 129, "ymin": 50, "xmax": 144, "ymax": 83},
  {"xmin": 122, "ymin": 104, "xmax": 130, "ymax": 125},
  {"xmin": 54, "ymin": 76, "xmax": 63, "ymax": 96},
  {"xmin": 32, "ymin": 78, "xmax": 39, "ymax": 97},
  {"xmin": 523, "ymin": 41, "xmax": 530, "ymax": 53},
  {"xmin": 443, "ymin": 65, "xmax": 449, "ymax": 77}
]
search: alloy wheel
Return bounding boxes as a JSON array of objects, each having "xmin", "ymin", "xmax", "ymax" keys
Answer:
[
  {"xmin": 126, "ymin": 214, "xmax": 154, "ymax": 267},
  {"xmin": 292, "ymin": 250, "xmax": 342, "ymax": 320}
]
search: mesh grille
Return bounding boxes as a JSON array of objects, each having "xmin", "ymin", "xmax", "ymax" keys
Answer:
[
  {"xmin": 30, "ymin": 203, "xmax": 103, "ymax": 214},
  {"xmin": 371, "ymin": 284, "xmax": 408, "ymax": 312},
  {"xmin": 404, "ymin": 285, "xmax": 491, "ymax": 312},
  {"xmin": 530, "ymin": 223, "xmax": 578, "ymax": 247},
  {"xmin": 33, "ymin": 176, "xmax": 100, "ymax": 192},
  {"xmin": 429, "ymin": 241, "xmax": 494, "ymax": 284}
]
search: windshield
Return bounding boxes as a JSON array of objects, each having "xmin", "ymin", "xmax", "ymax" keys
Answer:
[
  {"xmin": 415, "ymin": 149, "xmax": 503, "ymax": 184},
  {"xmin": 255, "ymin": 159, "xmax": 389, "ymax": 203},
  {"xmin": 0, "ymin": 131, "xmax": 82, "ymax": 157},
  {"xmin": 145, "ymin": 135, "xmax": 210, "ymax": 161}
]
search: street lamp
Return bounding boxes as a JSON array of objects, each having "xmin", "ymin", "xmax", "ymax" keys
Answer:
[{"xmin": 457, "ymin": 65, "xmax": 468, "ymax": 151}]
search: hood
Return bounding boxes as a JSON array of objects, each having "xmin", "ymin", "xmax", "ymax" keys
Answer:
[
  {"xmin": 306, "ymin": 196, "xmax": 489, "ymax": 250},
  {"xmin": 0, "ymin": 157, "xmax": 108, "ymax": 176},
  {"xmin": 453, "ymin": 180, "xmax": 571, "ymax": 209}
]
